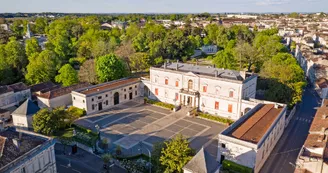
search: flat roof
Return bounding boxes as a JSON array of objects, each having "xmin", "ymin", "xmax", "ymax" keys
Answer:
[
  {"xmin": 227, "ymin": 104, "xmax": 283, "ymax": 144},
  {"xmin": 77, "ymin": 78, "xmax": 140, "ymax": 95}
]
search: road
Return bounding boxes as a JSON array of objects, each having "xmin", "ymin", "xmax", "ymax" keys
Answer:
[{"xmin": 260, "ymin": 88, "xmax": 321, "ymax": 173}]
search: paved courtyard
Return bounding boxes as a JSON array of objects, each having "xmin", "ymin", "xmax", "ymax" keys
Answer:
[{"xmin": 75, "ymin": 100, "xmax": 227, "ymax": 157}]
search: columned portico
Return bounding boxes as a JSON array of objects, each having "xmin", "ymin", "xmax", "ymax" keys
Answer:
[{"xmin": 179, "ymin": 89, "xmax": 199, "ymax": 108}]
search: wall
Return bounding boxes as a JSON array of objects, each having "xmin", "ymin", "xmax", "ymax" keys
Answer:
[
  {"xmin": 12, "ymin": 115, "xmax": 29, "ymax": 128},
  {"xmin": 6, "ymin": 142, "xmax": 57, "ymax": 173},
  {"xmin": 38, "ymin": 94, "xmax": 72, "ymax": 109},
  {"xmin": 0, "ymin": 89, "xmax": 31, "ymax": 109}
]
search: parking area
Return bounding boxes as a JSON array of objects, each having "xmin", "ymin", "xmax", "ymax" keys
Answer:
[{"xmin": 75, "ymin": 100, "xmax": 227, "ymax": 156}]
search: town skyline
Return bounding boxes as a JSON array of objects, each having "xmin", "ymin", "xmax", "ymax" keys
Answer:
[{"xmin": 1, "ymin": 0, "xmax": 327, "ymax": 13}]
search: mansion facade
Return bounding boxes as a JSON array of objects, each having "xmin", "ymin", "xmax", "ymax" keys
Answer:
[{"xmin": 142, "ymin": 62, "xmax": 258, "ymax": 120}]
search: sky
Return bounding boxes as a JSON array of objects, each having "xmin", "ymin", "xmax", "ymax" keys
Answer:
[{"xmin": 0, "ymin": 0, "xmax": 327, "ymax": 13}]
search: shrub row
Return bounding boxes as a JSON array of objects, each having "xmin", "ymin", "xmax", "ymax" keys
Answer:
[
  {"xmin": 198, "ymin": 112, "xmax": 234, "ymax": 125},
  {"xmin": 222, "ymin": 160, "xmax": 253, "ymax": 173},
  {"xmin": 144, "ymin": 98, "xmax": 175, "ymax": 110}
]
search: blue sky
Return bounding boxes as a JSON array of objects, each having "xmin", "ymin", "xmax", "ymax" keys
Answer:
[{"xmin": 0, "ymin": 0, "xmax": 327, "ymax": 13}]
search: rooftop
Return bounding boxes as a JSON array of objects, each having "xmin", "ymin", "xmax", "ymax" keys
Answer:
[
  {"xmin": 0, "ymin": 82, "xmax": 29, "ymax": 95},
  {"xmin": 183, "ymin": 148, "xmax": 219, "ymax": 173},
  {"xmin": 37, "ymin": 83, "xmax": 90, "ymax": 99},
  {"xmin": 76, "ymin": 78, "xmax": 140, "ymax": 95},
  {"xmin": 159, "ymin": 62, "xmax": 248, "ymax": 81},
  {"xmin": 227, "ymin": 104, "xmax": 283, "ymax": 144},
  {"xmin": 0, "ymin": 130, "xmax": 47, "ymax": 169},
  {"xmin": 29, "ymin": 81, "xmax": 57, "ymax": 93},
  {"xmin": 12, "ymin": 99, "xmax": 40, "ymax": 117}
]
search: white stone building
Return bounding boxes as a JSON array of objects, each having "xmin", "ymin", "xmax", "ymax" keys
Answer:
[
  {"xmin": 0, "ymin": 83, "xmax": 31, "ymax": 109},
  {"xmin": 72, "ymin": 78, "xmax": 141, "ymax": 114},
  {"xmin": 12, "ymin": 99, "xmax": 40, "ymax": 130},
  {"xmin": 143, "ymin": 62, "xmax": 258, "ymax": 120},
  {"xmin": 218, "ymin": 103, "xmax": 287, "ymax": 173},
  {"xmin": 0, "ymin": 129, "xmax": 57, "ymax": 173}
]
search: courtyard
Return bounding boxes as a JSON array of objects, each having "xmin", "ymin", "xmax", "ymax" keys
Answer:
[{"xmin": 75, "ymin": 99, "xmax": 227, "ymax": 157}]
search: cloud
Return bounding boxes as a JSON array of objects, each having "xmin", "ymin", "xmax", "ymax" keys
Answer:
[{"xmin": 256, "ymin": 0, "xmax": 290, "ymax": 5}]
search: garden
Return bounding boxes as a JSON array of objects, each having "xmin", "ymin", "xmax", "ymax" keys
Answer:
[{"xmin": 144, "ymin": 97, "xmax": 175, "ymax": 110}]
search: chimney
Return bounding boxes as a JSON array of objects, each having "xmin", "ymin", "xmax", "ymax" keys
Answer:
[
  {"xmin": 274, "ymin": 104, "xmax": 279, "ymax": 109},
  {"xmin": 176, "ymin": 60, "xmax": 179, "ymax": 71},
  {"xmin": 12, "ymin": 138, "xmax": 21, "ymax": 149},
  {"xmin": 164, "ymin": 62, "xmax": 167, "ymax": 69},
  {"xmin": 215, "ymin": 70, "xmax": 218, "ymax": 77},
  {"xmin": 240, "ymin": 71, "xmax": 246, "ymax": 80}
]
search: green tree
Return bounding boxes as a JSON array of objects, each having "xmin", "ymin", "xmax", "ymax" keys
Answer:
[
  {"xmin": 25, "ymin": 50, "xmax": 60, "ymax": 84},
  {"xmin": 11, "ymin": 20, "xmax": 25, "ymax": 38},
  {"xmin": 152, "ymin": 142, "xmax": 167, "ymax": 173},
  {"xmin": 160, "ymin": 135, "xmax": 194, "ymax": 173},
  {"xmin": 234, "ymin": 41, "xmax": 258, "ymax": 71},
  {"xmin": 33, "ymin": 108, "xmax": 64, "ymax": 135},
  {"xmin": 213, "ymin": 48, "xmax": 237, "ymax": 70},
  {"xmin": 5, "ymin": 37, "xmax": 27, "ymax": 70},
  {"xmin": 34, "ymin": 17, "xmax": 48, "ymax": 34},
  {"xmin": 129, "ymin": 52, "xmax": 150, "ymax": 72},
  {"xmin": 55, "ymin": 64, "xmax": 79, "ymax": 86},
  {"xmin": 288, "ymin": 12, "xmax": 300, "ymax": 18},
  {"xmin": 96, "ymin": 54, "xmax": 129, "ymax": 82},
  {"xmin": 25, "ymin": 37, "xmax": 41, "ymax": 57}
]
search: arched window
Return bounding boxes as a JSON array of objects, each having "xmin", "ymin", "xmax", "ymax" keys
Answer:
[
  {"xmin": 229, "ymin": 89, "xmax": 235, "ymax": 98},
  {"xmin": 188, "ymin": 80, "xmax": 193, "ymax": 90},
  {"xmin": 165, "ymin": 78, "xmax": 168, "ymax": 85}
]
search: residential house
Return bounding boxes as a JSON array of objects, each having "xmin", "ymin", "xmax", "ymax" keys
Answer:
[
  {"xmin": 12, "ymin": 99, "xmax": 40, "ymax": 130},
  {"xmin": 0, "ymin": 82, "xmax": 31, "ymax": 109}
]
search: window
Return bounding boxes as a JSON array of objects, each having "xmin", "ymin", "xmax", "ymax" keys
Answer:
[
  {"xmin": 83, "ymin": 100, "xmax": 85, "ymax": 103},
  {"xmin": 124, "ymin": 94, "xmax": 127, "ymax": 99},
  {"xmin": 135, "ymin": 91, "xmax": 137, "ymax": 95},
  {"xmin": 135, "ymin": 85, "xmax": 137, "ymax": 88},
  {"xmin": 124, "ymin": 89, "xmax": 126, "ymax": 92},
  {"xmin": 98, "ymin": 96, "xmax": 102, "ymax": 99},
  {"xmin": 73, "ymin": 97, "xmax": 75, "ymax": 100},
  {"xmin": 175, "ymin": 80, "xmax": 179, "ymax": 87},
  {"xmin": 215, "ymin": 101, "xmax": 219, "ymax": 110},
  {"xmin": 21, "ymin": 167, "xmax": 26, "ymax": 173},
  {"xmin": 105, "ymin": 94, "xmax": 108, "ymax": 97},
  {"xmin": 92, "ymin": 98, "xmax": 94, "ymax": 102},
  {"xmin": 92, "ymin": 104, "xmax": 95, "ymax": 110},
  {"xmin": 203, "ymin": 85, "xmax": 207, "ymax": 92},
  {"xmin": 188, "ymin": 80, "xmax": 193, "ymax": 90},
  {"xmin": 155, "ymin": 88, "xmax": 159, "ymax": 96},
  {"xmin": 165, "ymin": 79, "xmax": 168, "ymax": 85},
  {"xmin": 215, "ymin": 86, "xmax": 221, "ymax": 95},
  {"xmin": 229, "ymin": 90, "xmax": 234, "ymax": 98},
  {"xmin": 175, "ymin": 93, "xmax": 179, "ymax": 100},
  {"xmin": 129, "ymin": 87, "xmax": 132, "ymax": 90},
  {"xmin": 106, "ymin": 100, "xmax": 108, "ymax": 105},
  {"xmin": 228, "ymin": 104, "xmax": 233, "ymax": 113},
  {"xmin": 221, "ymin": 143, "xmax": 226, "ymax": 148}
]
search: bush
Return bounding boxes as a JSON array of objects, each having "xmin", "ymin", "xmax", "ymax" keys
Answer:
[
  {"xmin": 222, "ymin": 160, "xmax": 253, "ymax": 173},
  {"xmin": 198, "ymin": 112, "xmax": 234, "ymax": 125},
  {"xmin": 144, "ymin": 98, "xmax": 175, "ymax": 110}
]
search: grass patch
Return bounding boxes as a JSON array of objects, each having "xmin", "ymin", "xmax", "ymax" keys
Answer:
[
  {"xmin": 222, "ymin": 160, "xmax": 253, "ymax": 173},
  {"xmin": 144, "ymin": 98, "xmax": 175, "ymax": 110},
  {"xmin": 198, "ymin": 112, "xmax": 234, "ymax": 125},
  {"xmin": 54, "ymin": 125, "xmax": 98, "ymax": 147}
]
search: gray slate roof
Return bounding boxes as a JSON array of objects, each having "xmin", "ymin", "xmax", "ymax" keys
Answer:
[
  {"xmin": 183, "ymin": 148, "xmax": 219, "ymax": 173},
  {"xmin": 12, "ymin": 99, "xmax": 40, "ymax": 116},
  {"xmin": 163, "ymin": 62, "xmax": 244, "ymax": 81}
]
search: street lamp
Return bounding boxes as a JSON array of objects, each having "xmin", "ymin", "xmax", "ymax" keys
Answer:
[{"xmin": 138, "ymin": 142, "xmax": 151, "ymax": 173}]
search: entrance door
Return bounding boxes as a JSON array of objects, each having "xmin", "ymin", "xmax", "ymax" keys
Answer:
[
  {"xmin": 98, "ymin": 102, "xmax": 103, "ymax": 111},
  {"xmin": 220, "ymin": 155, "xmax": 225, "ymax": 164},
  {"xmin": 129, "ymin": 92, "xmax": 133, "ymax": 100},
  {"xmin": 114, "ymin": 92, "xmax": 119, "ymax": 105}
]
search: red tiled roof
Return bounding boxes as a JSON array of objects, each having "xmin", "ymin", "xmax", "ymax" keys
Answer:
[
  {"xmin": 29, "ymin": 81, "xmax": 57, "ymax": 93},
  {"xmin": 37, "ymin": 83, "xmax": 90, "ymax": 99},
  {"xmin": 78, "ymin": 78, "xmax": 140, "ymax": 95},
  {"xmin": 229, "ymin": 104, "xmax": 283, "ymax": 144}
]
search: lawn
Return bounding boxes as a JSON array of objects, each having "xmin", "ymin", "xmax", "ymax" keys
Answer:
[{"xmin": 54, "ymin": 125, "xmax": 99, "ymax": 147}]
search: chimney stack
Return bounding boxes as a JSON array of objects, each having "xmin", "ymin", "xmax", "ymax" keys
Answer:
[
  {"xmin": 176, "ymin": 60, "xmax": 179, "ymax": 71},
  {"xmin": 215, "ymin": 70, "xmax": 218, "ymax": 77},
  {"xmin": 164, "ymin": 62, "xmax": 167, "ymax": 69}
]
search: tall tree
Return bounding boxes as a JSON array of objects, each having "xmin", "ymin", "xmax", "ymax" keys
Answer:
[
  {"xmin": 34, "ymin": 17, "xmax": 48, "ymax": 34},
  {"xmin": 96, "ymin": 54, "xmax": 129, "ymax": 82},
  {"xmin": 25, "ymin": 37, "xmax": 41, "ymax": 58},
  {"xmin": 55, "ymin": 64, "xmax": 79, "ymax": 86},
  {"xmin": 25, "ymin": 50, "xmax": 60, "ymax": 84},
  {"xmin": 129, "ymin": 52, "xmax": 150, "ymax": 72},
  {"xmin": 160, "ymin": 135, "xmax": 194, "ymax": 173},
  {"xmin": 78, "ymin": 59, "xmax": 98, "ymax": 84}
]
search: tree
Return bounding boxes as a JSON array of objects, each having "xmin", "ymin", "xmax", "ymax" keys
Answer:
[
  {"xmin": 129, "ymin": 52, "xmax": 150, "ymax": 72},
  {"xmin": 11, "ymin": 20, "xmax": 25, "ymax": 38},
  {"xmin": 96, "ymin": 54, "xmax": 129, "ymax": 82},
  {"xmin": 66, "ymin": 106, "xmax": 85, "ymax": 127},
  {"xmin": 33, "ymin": 108, "xmax": 63, "ymax": 135},
  {"xmin": 55, "ymin": 64, "xmax": 79, "ymax": 86},
  {"xmin": 34, "ymin": 17, "xmax": 48, "ymax": 34},
  {"xmin": 101, "ymin": 153, "xmax": 112, "ymax": 170},
  {"xmin": 25, "ymin": 50, "xmax": 60, "ymax": 84},
  {"xmin": 288, "ymin": 12, "xmax": 300, "ymax": 18},
  {"xmin": 25, "ymin": 37, "xmax": 41, "ymax": 57},
  {"xmin": 78, "ymin": 59, "xmax": 98, "ymax": 84},
  {"xmin": 160, "ymin": 135, "xmax": 194, "ymax": 173},
  {"xmin": 213, "ymin": 50, "xmax": 237, "ymax": 70},
  {"xmin": 5, "ymin": 37, "xmax": 27, "ymax": 70},
  {"xmin": 152, "ymin": 142, "xmax": 167, "ymax": 173},
  {"xmin": 234, "ymin": 41, "xmax": 258, "ymax": 71},
  {"xmin": 0, "ymin": 27, "xmax": 11, "ymax": 44}
]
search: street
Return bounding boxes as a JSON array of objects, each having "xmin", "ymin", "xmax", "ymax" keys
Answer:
[{"xmin": 260, "ymin": 88, "xmax": 321, "ymax": 173}]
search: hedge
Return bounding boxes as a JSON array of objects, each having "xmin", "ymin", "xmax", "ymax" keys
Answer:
[
  {"xmin": 198, "ymin": 112, "xmax": 234, "ymax": 125},
  {"xmin": 144, "ymin": 98, "xmax": 175, "ymax": 110},
  {"xmin": 222, "ymin": 160, "xmax": 253, "ymax": 173}
]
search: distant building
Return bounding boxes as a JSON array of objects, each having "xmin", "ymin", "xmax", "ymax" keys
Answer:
[
  {"xmin": 0, "ymin": 82, "xmax": 31, "ymax": 109},
  {"xmin": 12, "ymin": 99, "xmax": 40, "ymax": 130},
  {"xmin": 24, "ymin": 24, "xmax": 33, "ymax": 39},
  {"xmin": 36, "ymin": 83, "xmax": 90, "ymax": 109},
  {"xmin": 0, "ymin": 24, "xmax": 9, "ymax": 31},
  {"xmin": 72, "ymin": 78, "xmax": 141, "ymax": 114},
  {"xmin": 0, "ymin": 129, "xmax": 57, "ymax": 173},
  {"xmin": 218, "ymin": 103, "xmax": 287, "ymax": 173},
  {"xmin": 201, "ymin": 45, "xmax": 218, "ymax": 55},
  {"xmin": 295, "ymin": 99, "xmax": 328, "ymax": 173}
]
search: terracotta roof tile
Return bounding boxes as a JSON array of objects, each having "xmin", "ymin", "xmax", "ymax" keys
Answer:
[{"xmin": 38, "ymin": 83, "xmax": 90, "ymax": 99}]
